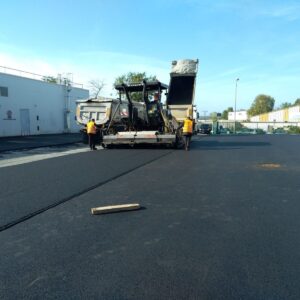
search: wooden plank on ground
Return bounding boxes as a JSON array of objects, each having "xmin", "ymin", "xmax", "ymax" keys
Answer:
[{"xmin": 91, "ymin": 203, "xmax": 140, "ymax": 215}]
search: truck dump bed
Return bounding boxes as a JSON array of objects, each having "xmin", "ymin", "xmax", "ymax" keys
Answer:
[
  {"xmin": 76, "ymin": 98, "xmax": 114, "ymax": 126},
  {"xmin": 167, "ymin": 76, "xmax": 195, "ymax": 105},
  {"xmin": 166, "ymin": 59, "xmax": 198, "ymax": 122}
]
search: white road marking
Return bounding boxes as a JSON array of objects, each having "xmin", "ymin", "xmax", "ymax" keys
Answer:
[{"xmin": 0, "ymin": 145, "xmax": 100, "ymax": 168}]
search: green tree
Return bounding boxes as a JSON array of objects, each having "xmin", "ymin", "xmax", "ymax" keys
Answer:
[
  {"xmin": 114, "ymin": 72, "xmax": 157, "ymax": 102},
  {"xmin": 294, "ymin": 98, "xmax": 300, "ymax": 106},
  {"xmin": 221, "ymin": 107, "xmax": 233, "ymax": 120},
  {"xmin": 43, "ymin": 76, "xmax": 57, "ymax": 83},
  {"xmin": 288, "ymin": 126, "xmax": 300, "ymax": 134},
  {"xmin": 248, "ymin": 94, "xmax": 275, "ymax": 117},
  {"xmin": 279, "ymin": 102, "xmax": 292, "ymax": 109}
]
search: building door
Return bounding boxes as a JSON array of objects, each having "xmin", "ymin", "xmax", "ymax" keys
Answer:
[{"xmin": 20, "ymin": 109, "xmax": 30, "ymax": 135}]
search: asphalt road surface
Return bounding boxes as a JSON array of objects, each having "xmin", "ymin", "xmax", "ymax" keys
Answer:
[
  {"xmin": 1, "ymin": 135, "xmax": 300, "ymax": 299},
  {"xmin": 0, "ymin": 133, "xmax": 82, "ymax": 152}
]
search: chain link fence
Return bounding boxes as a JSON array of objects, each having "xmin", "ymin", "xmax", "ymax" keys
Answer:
[{"xmin": 196, "ymin": 121, "xmax": 300, "ymax": 135}]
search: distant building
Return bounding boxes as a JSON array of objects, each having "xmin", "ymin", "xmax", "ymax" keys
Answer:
[
  {"xmin": 0, "ymin": 68, "xmax": 89, "ymax": 137},
  {"xmin": 228, "ymin": 110, "xmax": 248, "ymax": 121},
  {"xmin": 250, "ymin": 105, "xmax": 300, "ymax": 122}
]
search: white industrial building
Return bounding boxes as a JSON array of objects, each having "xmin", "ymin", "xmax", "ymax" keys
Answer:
[
  {"xmin": 240, "ymin": 105, "xmax": 300, "ymax": 132},
  {"xmin": 228, "ymin": 110, "xmax": 248, "ymax": 121},
  {"xmin": 0, "ymin": 68, "xmax": 89, "ymax": 137},
  {"xmin": 250, "ymin": 105, "xmax": 300, "ymax": 122}
]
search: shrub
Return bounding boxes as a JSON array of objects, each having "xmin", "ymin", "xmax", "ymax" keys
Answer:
[{"xmin": 287, "ymin": 126, "xmax": 300, "ymax": 134}]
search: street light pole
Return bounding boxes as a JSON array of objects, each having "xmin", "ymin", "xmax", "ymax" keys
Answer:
[{"xmin": 234, "ymin": 78, "xmax": 239, "ymax": 134}]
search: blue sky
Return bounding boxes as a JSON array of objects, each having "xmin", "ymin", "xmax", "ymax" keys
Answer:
[{"xmin": 1, "ymin": 0, "xmax": 300, "ymax": 113}]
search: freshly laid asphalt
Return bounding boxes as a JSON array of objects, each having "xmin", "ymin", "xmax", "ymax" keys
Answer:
[
  {"xmin": 0, "ymin": 133, "xmax": 82, "ymax": 152},
  {"xmin": 0, "ymin": 148, "xmax": 171, "ymax": 230},
  {"xmin": 1, "ymin": 134, "xmax": 300, "ymax": 299}
]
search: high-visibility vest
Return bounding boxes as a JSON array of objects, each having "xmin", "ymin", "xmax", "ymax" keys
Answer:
[
  {"xmin": 183, "ymin": 119, "xmax": 193, "ymax": 134},
  {"xmin": 87, "ymin": 121, "xmax": 96, "ymax": 134}
]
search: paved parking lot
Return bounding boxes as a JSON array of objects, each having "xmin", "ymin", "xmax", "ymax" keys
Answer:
[
  {"xmin": 0, "ymin": 133, "xmax": 82, "ymax": 152},
  {"xmin": 1, "ymin": 134, "xmax": 300, "ymax": 299}
]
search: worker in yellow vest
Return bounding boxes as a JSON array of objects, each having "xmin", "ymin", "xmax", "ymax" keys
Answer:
[
  {"xmin": 182, "ymin": 116, "xmax": 193, "ymax": 151},
  {"xmin": 87, "ymin": 119, "xmax": 97, "ymax": 150}
]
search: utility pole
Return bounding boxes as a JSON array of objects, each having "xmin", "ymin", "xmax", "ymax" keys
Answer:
[
  {"xmin": 234, "ymin": 78, "xmax": 239, "ymax": 134},
  {"xmin": 202, "ymin": 110, "xmax": 207, "ymax": 121}
]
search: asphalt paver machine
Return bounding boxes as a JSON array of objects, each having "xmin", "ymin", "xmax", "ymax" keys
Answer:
[{"xmin": 101, "ymin": 80, "xmax": 182, "ymax": 148}]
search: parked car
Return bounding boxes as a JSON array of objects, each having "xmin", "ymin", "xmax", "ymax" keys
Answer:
[
  {"xmin": 198, "ymin": 124, "xmax": 212, "ymax": 134},
  {"xmin": 219, "ymin": 128, "xmax": 231, "ymax": 134}
]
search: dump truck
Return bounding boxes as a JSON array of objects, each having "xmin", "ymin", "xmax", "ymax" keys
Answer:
[{"xmin": 76, "ymin": 59, "xmax": 198, "ymax": 147}]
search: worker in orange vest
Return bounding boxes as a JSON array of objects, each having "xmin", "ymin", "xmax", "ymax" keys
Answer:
[
  {"xmin": 182, "ymin": 116, "xmax": 193, "ymax": 151},
  {"xmin": 87, "ymin": 119, "xmax": 97, "ymax": 150}
]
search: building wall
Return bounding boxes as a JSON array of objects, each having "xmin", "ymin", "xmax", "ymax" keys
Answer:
[
  {"xmin": 228, "ymin": 110, "xmax": 248, "ymax": 121},
  {"xmin": 250, "ymin": 105, "xmax": 300, "ymax": 123},
  {"xmin": 0, "ymin": 73, "xmax": 89, "ymax": 136},
  {"xmin": 243, "ymin": 122, "xmax": 300, "ymax": 131},
  {"xmin": 289, "ymin": 106, "xmax": 300, "ymax": 121},
  {"xmin": 259, "ymin": 113, "xmax": 268, "ymax": 122},
  {"xmin": 250, "ymin": 115, "xmax": 259, "ymax": 122},
  {"xmin": 268, "ymin": 110, "xmax": 286, "ymax": 122}
]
